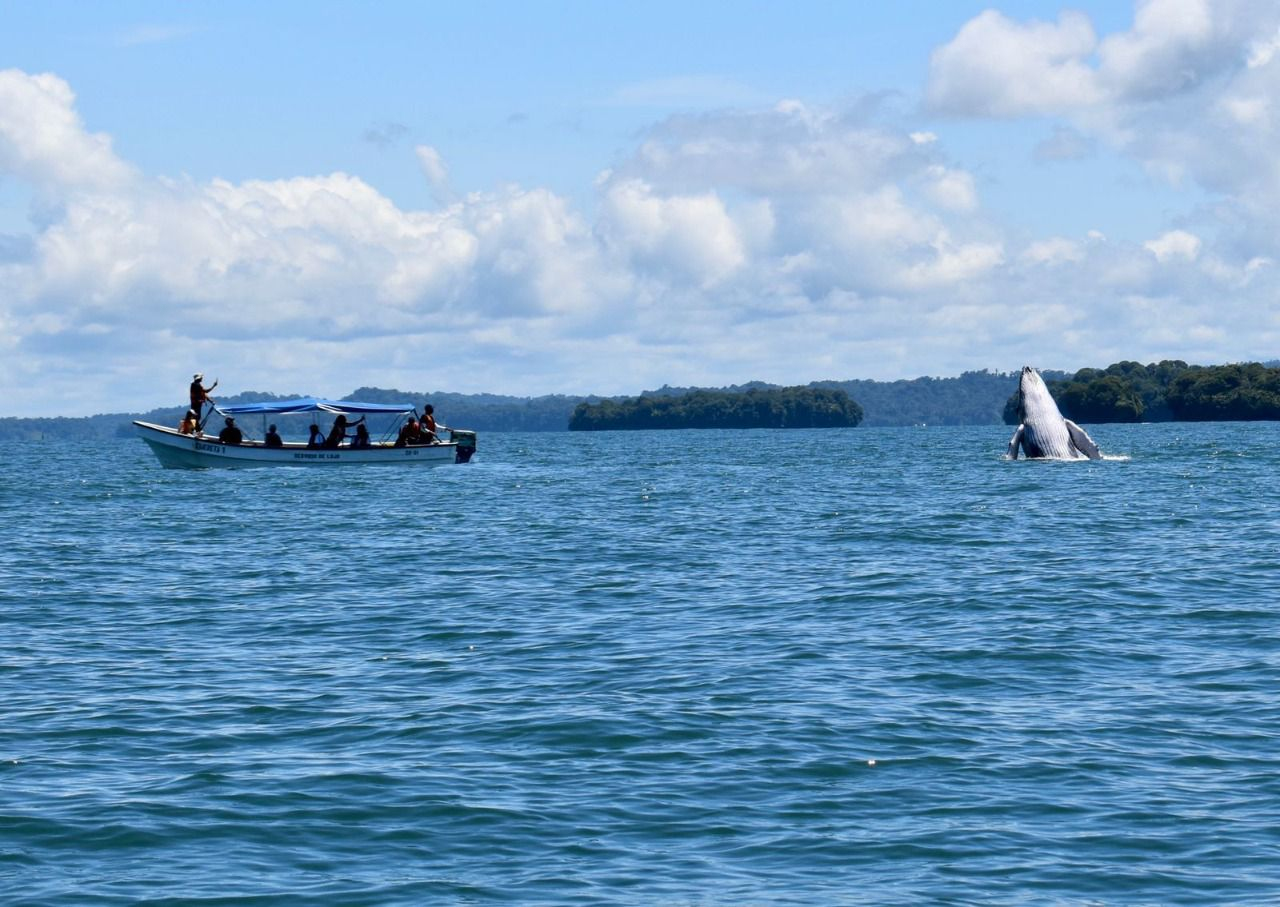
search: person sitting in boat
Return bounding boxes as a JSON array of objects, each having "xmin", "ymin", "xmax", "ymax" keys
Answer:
[
  {"xmin": 218, "ymin": 417, "xmax": 244, "ymax": 445},
  {"xmin": 395, "ymin": 415, "xmax": 422, "ymax": 447},
  {"xmin": 306, "ymin": 423, "xmax": 325, "ymax": 448},
  {"xmin": 324, "ymin": 414, "xmax": 365, "ymax": 449},
  {"xmin": 350, "ymin": 423, "xmax": 371, "ymax": 449},
  {"xmin": 189, "ymin": 373, "xmax": 217, "ymax": 419},
  {"xmin": 178, "ymin": 409, "xmax": 199, "ymax": 435},
  {"xmin": 421, "ymin": 404, "xmax": 439, "ymax": 443},
  {"xmin": 264, "ymin": 424, "xmax": 283, "ymax": 448}
]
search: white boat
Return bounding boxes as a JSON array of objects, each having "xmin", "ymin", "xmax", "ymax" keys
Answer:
[{"xmin": 134, "ymin": 397, "xmax": 476, "ymax": 469}]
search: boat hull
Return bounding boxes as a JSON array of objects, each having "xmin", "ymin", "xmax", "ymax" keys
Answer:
[{"xmin": 134, "ymin": 421, "xmax": 465, "ymax": 469}]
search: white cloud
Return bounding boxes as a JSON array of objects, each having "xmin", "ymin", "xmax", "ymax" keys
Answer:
[
  {"xmin": 1096, "ymin": 0, "xmax": 1221, "ymax": 101},
  {"xmin": 1144, "ymin": 229, "xmax": 1202, "ymax": 261},
  {"xmin": 618, "ymin": 99, "xmax": 924, "ymax": 196},
  {"xmin": 601, "ymin": 98, "xmax": 1005, "ymax": 295},
  {"xmin": 1199, "ymin": 252, "xmax": 1271, "ymax": 285},
  {"xmin": 414, "ymin": 145, "xmax": 451, "ymax": 200},
  {"xmin": 806, "ymin": 186, "xmax": 1003, "ymax": 292},
  {"xmin": 0, "ymin": 69, "xmax": 135, "ymax": 192},
  {"xmin": 925, "ymin": 10, "xmax": 1102, "ymax": 116},
  {"xmin": 465, "ymin": 185, "xmax": 613, "ymax": 317},
  {"xmin": 597, "ymin": 178, "xmax": 746, "ymax": 287},
  {"xmin": 831, "ymin": 187, "xmax": 935, "ymax": 248},
  {"xmin": 922, "ymin": 166, "xmax": 978, "ymax": 212},
  {"xmin": 1023, "ymin": 238, "xmax": 1085, "ymax": 265},
  {"xmin": 903, "ymin": 235, "xmax": 1006, "ymax": 289},
  {"xmin": 928, "ymin": 2, "xmax": 1273, "ymax": 115},
  {"xmin": 1248, "ymin": 27, "xmax": 1280, "ymax": 67},
  {"xmin": 1219, "ymin": 93, "xmax": 1269, "ymax": 126}
]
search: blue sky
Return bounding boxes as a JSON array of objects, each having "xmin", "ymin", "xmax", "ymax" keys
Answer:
[{"xmin": 1, "ymin": 0, "xmax": 1276, "ymax": 415}]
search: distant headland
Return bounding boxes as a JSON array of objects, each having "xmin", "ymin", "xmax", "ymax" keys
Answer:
[{"xmin": 1, "ymin": 360, "xmax": 1277, "ymax": 440}]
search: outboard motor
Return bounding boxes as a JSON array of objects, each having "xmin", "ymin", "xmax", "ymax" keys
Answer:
[{"xmin": 451, "ymin": 429, "xmax": 477, "ymax": 464}]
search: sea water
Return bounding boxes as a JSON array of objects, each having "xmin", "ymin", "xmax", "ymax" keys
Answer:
[{"xmin": 2, "ymin": 423, "xmax": 1279, "ymax": 905}]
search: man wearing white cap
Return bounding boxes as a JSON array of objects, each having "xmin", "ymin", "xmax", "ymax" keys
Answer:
[{"xmin": 189, "ymin": 373, "xmax": 218, "ymax": 421}]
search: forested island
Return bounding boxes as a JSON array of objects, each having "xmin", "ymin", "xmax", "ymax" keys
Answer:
[
  {"xmin": 1002, "ymin": 361, "xmax": 1280, "ymax": 424},
  {"xmin": 2, "ymin": 361, "xmax": 1278, "ymax": 440},
  {"xmin": 568, "ymin": 386, "xmax": 863, "ymax": 431}
]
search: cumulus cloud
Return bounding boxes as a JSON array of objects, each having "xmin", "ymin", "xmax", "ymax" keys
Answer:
[
  {"xmin": 614, "ymin": 98, "xmax": 930, "ymax": 197},
  {"xmin": 1096, "ymin": 0, "xmax": 1227, "ymax": 101},
  {"xmin": 597, "ymin": 178, "xmax": 747, "ymax": 288},
  {"xmin": 0, "ymin": 69, "xmax": 135, "ymax": 191},
  {"xmin": 1144, "ymin": 229, "xmax": 1202, "ymax": 261},
  {"xmin": 600, "ymin": 98, "xmax": 1004, "ymax": 296},
  {"xmin": 926, "ymin": 10, "xmax": 1102, "ymax": 116},
  {"xmin": 1248, "ymin": 27, "xmax": 1280, "ymax": 67},
  {"xmin": 922, "ymin": 165, "xmax": 977, "ymax": 211},
  {"xmin": 1023, "ymin": 238, "xmax": 1085, "ymax": 265},
  {"xmin": 926, "ymin": 1, "xmax": 1280, "ymax": 232},
  {"xmin": 927, "ymin": 0, "xmax": 1269, "ymax": 117}
]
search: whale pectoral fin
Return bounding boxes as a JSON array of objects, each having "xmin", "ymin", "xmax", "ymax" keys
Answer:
[
  {"xmin": 1006, "ymin": 425, "xmax": 1024, "ymax": 459},
  {"xmin": 1065, "ymin": 420, "xmax": 1102, "ymax": 459}
]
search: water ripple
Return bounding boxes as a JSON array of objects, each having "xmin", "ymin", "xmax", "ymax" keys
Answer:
[{"xmin": 3, "ymin": 424, "xmax": 1280, "ymax": 903}]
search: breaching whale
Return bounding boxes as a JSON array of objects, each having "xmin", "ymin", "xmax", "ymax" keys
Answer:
[{"xmin": 1006, "ymin": 366, "xmax": 1102, "ymax": 460}]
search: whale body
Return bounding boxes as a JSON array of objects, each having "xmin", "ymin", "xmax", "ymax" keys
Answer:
[{"xmin": 1006, "ymin": 366, "xmax": 1102, "ymax": 460}]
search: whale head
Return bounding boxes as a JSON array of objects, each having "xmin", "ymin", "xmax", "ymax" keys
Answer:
[{"xmin": 1016, "ymin": 366, "xmax": 1064, "ymax": 425}]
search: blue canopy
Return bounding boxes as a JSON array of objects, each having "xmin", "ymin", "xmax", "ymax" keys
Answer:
[{"xmin": 215, "ymin": 397, "xmax": 414, "ymax": 416}]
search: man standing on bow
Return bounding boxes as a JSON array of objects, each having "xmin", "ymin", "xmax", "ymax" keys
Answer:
[{"xmin": 190, "ymin": 373, "xmax": 218, "ymax": 420}]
